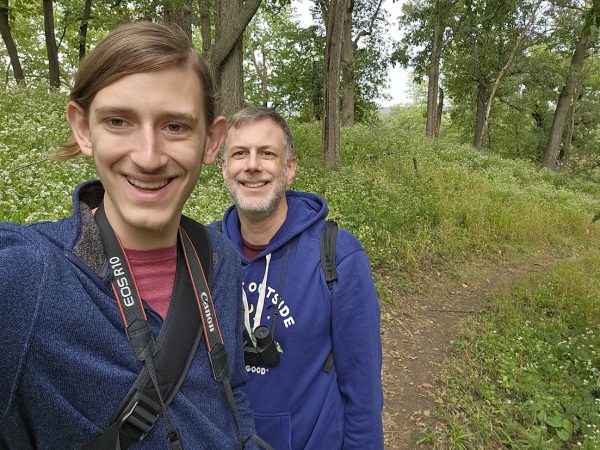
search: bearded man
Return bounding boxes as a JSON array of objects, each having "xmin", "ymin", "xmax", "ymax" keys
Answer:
[{"xmin": 215, "ymin": 107, "xmax": 384, "ymax": 450}]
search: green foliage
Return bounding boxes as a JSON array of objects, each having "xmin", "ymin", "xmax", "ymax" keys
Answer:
[
  {"xmin": 1, "ymin": 86, "xmax": 599, "ymax": 302},
  {"xmin": 290, "ymin": 107, "xmax": 600, "ymax": 293},
  {"xmin": 1, "ymin": 0, "xmax": 151, "ymax": 88},
  {"xmin": 0, "ymin": 83, "xmax": 95, "ymax": 222},
  {"xmin": 243, "ymin": 7, "xmax": 325, "ymax": 119},
  {"xmin": 423, "ymin": 250, "xmax": 600, "ymax": 448},
  {"xmin": 397, "ymin": 0, "xmax": 600, "ymax": 169},
  {"xmin": 243, "ymin": 1, "xmax": 393, "ymax": 121},
  {"xmin": 393, "ymin": 0, "xmax": 459, "ymax": 78}
]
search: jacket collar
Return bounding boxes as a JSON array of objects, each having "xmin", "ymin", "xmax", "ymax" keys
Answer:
[{"xmin": 72, "ymin": 180, "xmax": 106, "ymax": 276}]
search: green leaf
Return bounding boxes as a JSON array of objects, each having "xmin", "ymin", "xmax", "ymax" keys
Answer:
[
  {"xmin": 562, "ymin": 419, "xmax": 573, "ymax": 435},
  {"xmin": 545, "ymin": 415, "xmax": 563, "ymax": 428},
  {"xmin": 537, "ymin": 410, "xmax": 547, "ymax": 422},
  {"xmin": 556, "ymin": 429, "xmax": 570, "ymax": 441}
]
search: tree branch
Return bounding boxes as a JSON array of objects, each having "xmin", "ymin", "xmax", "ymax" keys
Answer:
[
  {"xmin": 496, "ymin": 95, "xmax": 524, "ymax": 113},
  {"xmin": 353, "ymin": 0, "xmax": 383, "ymax": 46},
  {"xmin": 207, "ymin": 0, "xmax": 262, "ymax": 69}
]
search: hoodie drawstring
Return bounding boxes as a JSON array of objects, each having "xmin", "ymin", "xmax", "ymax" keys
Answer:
[{"xmin": 242, "ymin": 253, "xmax": 271, "ymax": 336}]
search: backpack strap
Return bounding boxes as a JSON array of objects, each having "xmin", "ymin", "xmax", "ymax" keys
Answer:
[
  {"xmin": 320, "ymin": 220, "xmax": 338, "ymax": 373},
  {"xmin": 85, "ymin": 217, "xmax": 213, "ymax": 450},
  {"xmin": 320, "ymin": 220, "xmax": 338, "ymax": 292}
]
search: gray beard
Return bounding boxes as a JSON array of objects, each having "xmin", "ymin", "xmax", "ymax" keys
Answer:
[
  {"xmin": 225, "ymin": 167, "xmax": 288, "ymax": 220},
  {"xmin": 235, "ymin": 192, "xmax": 284, "ymax": 220}
]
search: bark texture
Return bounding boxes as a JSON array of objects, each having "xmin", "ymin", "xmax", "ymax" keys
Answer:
[
  {"xmin": 322, "ymin": 0, "xmax": 347, "ymax": 166},
  {"xmin": 560, "ymin": 84, "xmax": 581, "ymax": 162},
  {"xmin": 426, "ymin": 0, "xmax": 442, "ymax": 137},
  {"xmin": 541, "ymin": 33, "xmax": 591, "ymax": 169},
  {"xmin": 210, "ymin": 0, "xmax": 261, "ymax": 116},
  {"xmin": 341, "ymin": 0, "xmax": 354, "ymax": 127},
  {"xmin": 164, "ymin": 0, "xmax": 193, "ymax": 38},
  {"xmin": 78, "ymin": 0, "xmax": 92, "ymax": 60},
  {"xmin": 434, "ymin": 88, "xmax": 444, "ymax": 137},
  {"xmin": 473, "ymin": 82, "xmax": 486, "ymax": 150},
  {"xmin": 199, "ymin": 0, "xmax": 212, "ymax": 52},
  {"xmin": 43, "ymin": 0, "xmax": 60, "ymax": 87},
  {"xmin": 0, "ymin": 0, "xmax": 24, "ymax": 82}
]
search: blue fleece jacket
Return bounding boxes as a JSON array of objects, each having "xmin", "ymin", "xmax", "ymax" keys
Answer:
[
  {"xmin": 0, "ymin": 181, "xmax": 257, "ymax": 449},
  {"xmin": 216, "ymin": 190, "xmax": 384, "ymax": 450}
]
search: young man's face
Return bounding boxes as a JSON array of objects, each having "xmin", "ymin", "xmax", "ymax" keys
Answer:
[
  {"xmin": 222, "ymin": 119, "xmax": 296, "ymax": 220},
  {"xmin": 68, "ymin": 65, "xmax": 226, "ymax": 249}
]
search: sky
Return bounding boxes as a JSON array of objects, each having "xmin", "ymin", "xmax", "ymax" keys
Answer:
[
  {"xmin": 375, "ymin": 0, "xmax": 411, "ymax": 106},
  {"xmin": 291, "ymin": 0, "xmax": 411, "ymax": 107}
]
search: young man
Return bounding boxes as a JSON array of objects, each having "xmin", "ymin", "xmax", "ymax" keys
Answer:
[
  {"xmin": 0, "ymin": 22, "xmax": 260, "ymax": 449},
  {"xmin": 217, "ymin": 107, "xmax": 384, "ymax": 449}
]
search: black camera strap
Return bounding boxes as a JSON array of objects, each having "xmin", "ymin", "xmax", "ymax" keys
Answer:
[{"xmin": 86, "ymin": 203, "xmax": 236, "ymax": 450}]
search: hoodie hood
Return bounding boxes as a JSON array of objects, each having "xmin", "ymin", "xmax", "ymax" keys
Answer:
[{"xmin": 221, "ymin": 190, "xmax": 328, "ymax": 259}]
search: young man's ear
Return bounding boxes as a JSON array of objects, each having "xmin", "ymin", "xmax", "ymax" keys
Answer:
[
  {"xmin": 203, "ymin": 115, "xmax": 228, "ymax": 165},
  {"xmin": 66, "ymin": 101, "xmax": 93, "ymax": 157}
]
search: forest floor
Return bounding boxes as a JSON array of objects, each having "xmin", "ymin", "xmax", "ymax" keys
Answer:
[{"xmin": 380, "ymin": 250, "xmax": 560, "ymax": 449}]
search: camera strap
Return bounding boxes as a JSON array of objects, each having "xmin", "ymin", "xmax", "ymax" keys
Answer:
[{"xmin": 86, "ymin": 203, "xmax": 236, "ymax": 450}]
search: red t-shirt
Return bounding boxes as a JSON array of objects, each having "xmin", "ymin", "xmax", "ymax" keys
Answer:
[
  {"xmin": 242, "ymin": 238, "xmax": 267, "ymax": 260},
  {"xmin": 125, "ymin": 245, "xmax": 177, "ymax": 319}
]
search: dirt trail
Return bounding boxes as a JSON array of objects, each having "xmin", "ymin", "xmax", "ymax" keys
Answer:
[{"xmin": 380, "ymin": 253, "xmax": 558, "ymax": 449}]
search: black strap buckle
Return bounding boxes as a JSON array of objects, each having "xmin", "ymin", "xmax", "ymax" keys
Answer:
[{"xmin": 117, "ymin": 390, "xmax": 161, "ymax": 441}]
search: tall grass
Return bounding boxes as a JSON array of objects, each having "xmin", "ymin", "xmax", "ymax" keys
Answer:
[{"xmin": 293, "ymin": 113, "xmax": 600, "ymax": 279}]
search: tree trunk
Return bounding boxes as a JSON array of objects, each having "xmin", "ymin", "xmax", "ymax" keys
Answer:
[
  {"xmin": 199, "ymin": 0, "xmax": 212, "ymax": 52},
  {"xmin": 322, "ymin": 0, "xmax": 347, "ymax": 166},
  {"xmin": 209, "ymin": 0, "xmax": 261, "ymax": 69},
  {"xmin": 341, "ymin": 0, "xmax": 382, "ymax": 127},
  {"xmin": 434, "ymin": 88, "xmax": 443, "ymax": 137},
  {"xmin": 78, "ymin": 0, "xmax": 93, "ymax": 60},
  {"xmin": 560, "ymin": 81, "xmax": 581, "ymax": 162},
  {"xmin": 249, "ymin": 47, "xmax": 268, "ymax": 105},
  {"xmin": 426, "ymin": 0, "xmax": 442, "ymax": 137},
  {"xmin": 312, "ymin": 59, "xmax": 321, "ymax": 121},
  {"xmin": 341, "ymin": 0, "xmax": 354, "ymax": 127},
  {"xmin": 259, "ymin": 48, "xmax": 268, "ymax": 106},
  {"xmin": 164, "ymin": 0, "xmax": 193, "ymax": 38},
  {"xmin": 43, "ymin": 0, "xmax": 60, "ymax": 88},
  {"xmin": 541, "ymin": 33, "xmax": 591, "ymax": 169},
  {"xmin": 0, "ymin": 0, "xmax": 24, "ymax": 83},
  {"xmin": 216, "ymin": 0, "xmax": 242, "ymax": 117},
  {"xmin": 210, "ymin": 0, "xmax": 261, "ymax": 116},
  {"xmin": 473, "ymin": 82, "xmax": 486, "ymax": 150},
  {"xmin": 219, "ymin": 39, "xmax": 244, "ymax": 117}
]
